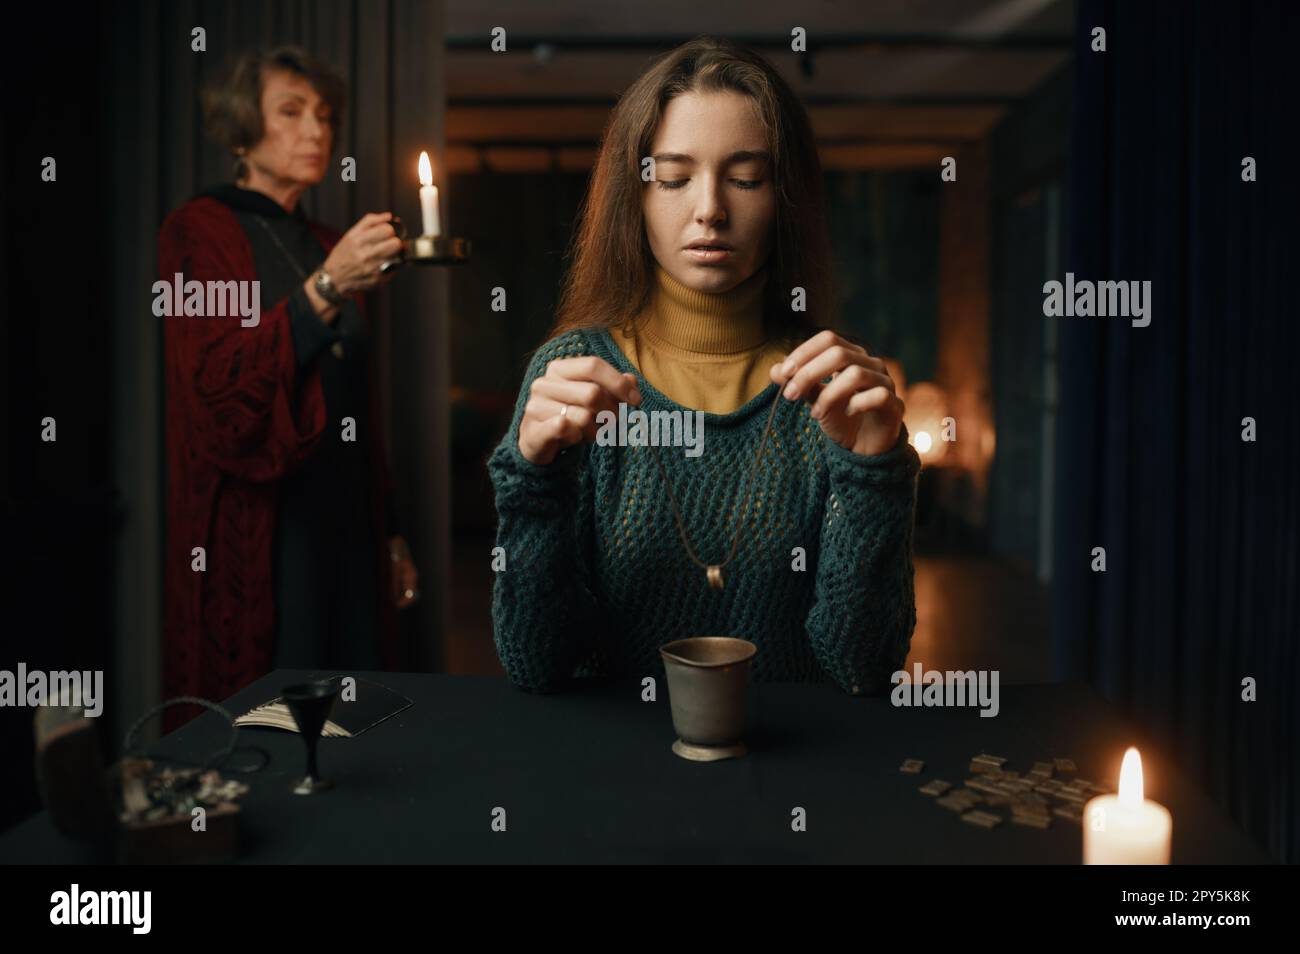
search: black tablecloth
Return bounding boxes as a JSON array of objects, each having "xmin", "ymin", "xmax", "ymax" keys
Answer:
[{"xmin": 0, "ymin": 671, "xmax": 1272, "ymax": 864}]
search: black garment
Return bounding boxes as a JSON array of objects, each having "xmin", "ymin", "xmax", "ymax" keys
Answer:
[{"xmin": 198, "ymin": 183, "xmax": 391, "ymax": 671}]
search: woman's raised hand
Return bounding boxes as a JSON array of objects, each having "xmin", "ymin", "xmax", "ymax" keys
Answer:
[
  {"xmin": 323, "ymin": 212, "xmax": 404, "ymax": 294},
  {"xmin": 518, "ymin": 355, "xmax": 643, "ymax": 466},
  {"xmin": 770, "ymin": 330, "xmax": 905, "ymax": 457}
]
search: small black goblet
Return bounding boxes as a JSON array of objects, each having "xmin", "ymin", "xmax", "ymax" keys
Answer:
[{"xmin": 282, "ymin": 680, "xmax": 339, "ymax": 795}]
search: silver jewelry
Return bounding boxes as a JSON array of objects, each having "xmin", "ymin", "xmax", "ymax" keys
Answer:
[
  {"xmin": 252, "ymin": 214, "xmax": 348, "ymax": 308},
  {"xmin": 404, "ymin": 588, "xmax": 416, "ymax": 600},
  {"xmin": 651, "ymin": 382, "xmax": 783, "ymax": 593},
  {"xmin": 251, "ymin": 214, "xmax": 347, "ymax": 358},
  {"xmin": 559, "ymin": 404, "xmax": 569, "ymax": 418},
  {"xmin": 312, "ymin": 267, "xmax": 349, "ymax": 307}
]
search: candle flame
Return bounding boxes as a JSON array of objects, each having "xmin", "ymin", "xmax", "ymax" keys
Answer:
[
  {"xmin": 418, "ymin": 151, "xmax": 433, "ymax": 186},
  {"xmin": 912, "ymin": 431, "xmax": 933, "ymax": 455},
  {"xmin": 1118, "ymin": 746, "xmax": 1144, "ymax": 809}
]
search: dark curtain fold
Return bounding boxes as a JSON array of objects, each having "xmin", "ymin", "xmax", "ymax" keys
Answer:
[{"xmin": 1055, "ymin": 0, "xmax": 1299, "ymax": 862}]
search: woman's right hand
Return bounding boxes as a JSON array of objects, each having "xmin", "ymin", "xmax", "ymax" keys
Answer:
[
  {"xmin": 323, "ymin": 212, "xmax": 404, "ymax": 294},
  {"xmin": 518, "ymin": 355, "xmax": 643, "ymax": 466}
]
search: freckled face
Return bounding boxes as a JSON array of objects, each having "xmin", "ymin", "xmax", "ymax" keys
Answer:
[
  {"xmin": 243, "ymin": 68, "xmax": 332, "ymax": 187},
  {"xmin": 642, "ymin": 90, "xmax": 776, "ymax": 294}
]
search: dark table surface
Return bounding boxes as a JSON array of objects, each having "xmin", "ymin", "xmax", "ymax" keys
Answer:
[{"xmin": 0, "ymin": 671, "xmax": 1273, "ymax": 864}]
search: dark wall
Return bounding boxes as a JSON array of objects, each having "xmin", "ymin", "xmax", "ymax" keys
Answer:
[
  {"xmin": 1057, "ymin": 0, "xmax": 1298, "ymax": 862},
  {"xmin": 446, "ymin": 170, "xmax": 591, "ymax": 533},
  {"xmin": 826, "ymin": 168, "xmax": 941, "ymax": 383},
  {"xmin": 1, "ymin": 2, "xmax": 115, "ymax": 833},
  {"xmin": 988, "ymin": 66, "xmax": 1072, "ymax": 570}
]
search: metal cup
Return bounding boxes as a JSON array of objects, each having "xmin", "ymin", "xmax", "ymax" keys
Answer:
[{"xmin": 659, "ymin": 637, "xmax": 758, "ymax": 761}]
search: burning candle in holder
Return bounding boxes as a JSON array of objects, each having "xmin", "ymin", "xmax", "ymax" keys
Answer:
[{"xmin": 379, "ymin": 149, "xmax": 471, "ymax": 272}]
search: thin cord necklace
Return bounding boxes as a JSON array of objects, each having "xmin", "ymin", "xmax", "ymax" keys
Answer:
[
  {"xmin": 251, "ymin": 213, "xmax": 309, "ymax": 280},
  {"xmin": 251, "ymin": 214, "xmax": 346, "ymax": 360},
  {"xmin": 648, "ymin": 385, "xmax": 783, "ymax": 591}
]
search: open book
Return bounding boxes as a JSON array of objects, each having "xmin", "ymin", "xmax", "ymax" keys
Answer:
[{"xmin": 233, "ymin": 676, "xmax": 412, "ymax": 738}]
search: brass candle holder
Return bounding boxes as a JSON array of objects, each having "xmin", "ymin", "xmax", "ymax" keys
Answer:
[{"xmin": 379, "ymin": 217, "xmax": 471, "ymax": 273}]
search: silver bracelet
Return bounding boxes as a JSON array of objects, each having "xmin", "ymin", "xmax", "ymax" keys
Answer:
[{"xmin": 312, "ymin": 267, "xmax": 349, "ymax": 306}]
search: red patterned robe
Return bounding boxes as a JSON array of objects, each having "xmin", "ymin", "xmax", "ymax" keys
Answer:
[{"xmin": 157, "ymin": 198, "xmax": 398, "ymax": 729}]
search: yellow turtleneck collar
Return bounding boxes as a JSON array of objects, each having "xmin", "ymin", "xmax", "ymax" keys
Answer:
[
  {"xmin": 641, "ymin": 264, "xmax": 769, "ymax": 354},
  {"xmin": 610, "ymin": 263, "xmax": 790, "ymax": 414}
]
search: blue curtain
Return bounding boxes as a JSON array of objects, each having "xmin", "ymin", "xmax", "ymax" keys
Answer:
[{"xmin": 1054, "ymin": 0, "xmax": 1298, "ymax": 862}]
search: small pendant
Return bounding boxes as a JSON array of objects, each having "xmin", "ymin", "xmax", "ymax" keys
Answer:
[
  {"xmin": 706, "ymin": 565, "xmax": 724, "ymax": 591},
  {"xmin": 331, "ymin": 341, "xmax": 346, "ymax": 359}
]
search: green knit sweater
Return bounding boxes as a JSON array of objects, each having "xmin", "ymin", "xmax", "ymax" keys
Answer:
[{"xmin": 487, "ymin": 327, "xmax": 921, "ymax": 696}]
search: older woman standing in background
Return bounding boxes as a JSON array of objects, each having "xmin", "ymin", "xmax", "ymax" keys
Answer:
[{"xmin": 157, "ymin": 47, "xmax": 418, "ymax": 723}]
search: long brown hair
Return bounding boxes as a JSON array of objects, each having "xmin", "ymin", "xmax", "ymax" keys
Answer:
[{"xmin": 547, "ymin": 36, "xmax": 834, "ymax": 349}]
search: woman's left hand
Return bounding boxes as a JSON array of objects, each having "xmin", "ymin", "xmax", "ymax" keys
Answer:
[
  {"xmin": 389, "ymin": 535, "xmax": 419, "ymax": 609},
  {"xmin": 771, "ymin": 330, "xmax": 905, "ymax": 457}
]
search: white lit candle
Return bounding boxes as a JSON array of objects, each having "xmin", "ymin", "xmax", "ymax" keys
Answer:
[
  {"xmin": 1083, "ymin": 747, "xmax": 1172, "ymax": 865},
  {"xmin": 418, "ymin": 151, "xmax": 441, "ymax": 238}
]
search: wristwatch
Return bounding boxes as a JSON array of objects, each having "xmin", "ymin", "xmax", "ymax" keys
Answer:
[{"xmin": 312, "ymin": 266, "xmax": 349, "ymax": 306}]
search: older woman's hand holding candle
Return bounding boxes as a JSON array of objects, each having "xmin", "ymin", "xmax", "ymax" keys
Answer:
[{"xmin": 317, "ymin": 211, "xmax": 404, "ymax": 303}]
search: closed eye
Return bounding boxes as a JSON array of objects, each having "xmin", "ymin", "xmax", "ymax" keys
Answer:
[{"xmin": 655, "ymin": 179, "xmax": 765, "ymax": 191}]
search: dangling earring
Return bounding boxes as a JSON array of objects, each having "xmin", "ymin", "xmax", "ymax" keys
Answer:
[{"xmin": 232, "ymin": 147, "xmax": 248, "ymax": 182}]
